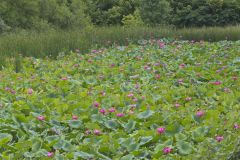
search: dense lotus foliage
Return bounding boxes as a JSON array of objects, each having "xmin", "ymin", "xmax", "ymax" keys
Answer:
[{"xmin": 0, "ymin": 40, "xmax": 239, "ymax": 159}]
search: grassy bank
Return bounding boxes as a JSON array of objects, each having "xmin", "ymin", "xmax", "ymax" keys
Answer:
[{"xmin": 0, "ymin": 26, "xmax": 240, "ymax": 68}]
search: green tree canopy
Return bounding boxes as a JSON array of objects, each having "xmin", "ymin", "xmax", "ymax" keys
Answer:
[{"xmin": 139, "ymin": 0, "xmax": 171, "ymax": 25}]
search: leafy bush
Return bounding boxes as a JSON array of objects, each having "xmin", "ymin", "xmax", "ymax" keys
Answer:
[
  {"xmin": 122, "ymin": 10, "xmax": 144, "ymax": 27},
  {"xmin": 0, "ymin": 18, "xmax": 10, "ymax": 33}
]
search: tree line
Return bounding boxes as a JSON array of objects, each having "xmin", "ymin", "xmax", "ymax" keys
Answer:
[{"xmin": 0, "ymin": 0, "xmax": 240, "ymax": 32}]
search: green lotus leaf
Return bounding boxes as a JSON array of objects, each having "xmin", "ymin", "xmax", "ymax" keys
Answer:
[
  {"xmin": 124, "ymin": 120, "xmax": 136, "ymax": 132},
  {"xmin": 139, "ymin": 136, "xmax": 153, "ymax": 146},
  {"xmin": 137, "ymin": 110, "xmax": 154, "ymax": 119},
  {"xmin": 104, "ymin": 119, "xmax": 119, "ymax": 130},
  {"xmin": 68, "ymin": 120, "xmax": 82, "ymax": 129},
  {"xmin": 121, "ymin": 154, "xmax": 134, "ymax": 160},
  {"xmin": 176, "ymin": 140, "xmax": 193, "ymax": 155},
  {"xmin": 74, "ymin": 151, "xmax": 94, "ymax": 159}
]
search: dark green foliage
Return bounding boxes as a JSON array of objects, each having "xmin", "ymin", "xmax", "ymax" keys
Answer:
[
  {"xmin": 139, "ymin": 0, "xmax": 171, "ymax": 25},
  {"xmin": 0, "ymin": 0, "xmax": 90, "ymax": 30},
  {"xmin": 83, "ymin": 0, "xmax": 136, "ymax": 25},
  {"xmin": 0, "ymin": 18, "xmax": 10, "ymax": 33},
  {"xmin": 170, "ymin": 0, "xmax": 240, "ymax": 27},
  {"xmin": 0, "ymin": 0, "xmax": 240, "ymax": 29},
  {"xmin": 0, "ymin": 0, "xmax": 40, "ymax": 29}
]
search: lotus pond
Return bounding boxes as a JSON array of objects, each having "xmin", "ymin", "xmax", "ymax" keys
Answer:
[{"xmin": 0, "ymin": 40, "xmax": 239, "ymax": 160}]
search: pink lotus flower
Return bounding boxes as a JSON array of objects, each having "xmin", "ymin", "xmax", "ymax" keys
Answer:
[
  {"xmin": 175, "ymin": 103, "xmax": 181, "ymax": 108},
  {"xmin": 216, "ymin": 136, "xmax": 224, "ymax": 142},
  {"xmin": 92, "ymin": 50, "xmax": 98, "ymax": 53},
  {"xmin": 99, "ymin": 108, "xmax": 106, "ymax": 114},
  {"xmin": 157, "ymin": 127, "xmax": 165, "ymax": 134},
  {"xmin": 108, "ymin": 107, "xmax": 115, "ymax": 113},
  {"xmin": 155, "ymin": 74, "xmax": 161, "ymax": 79},
  {"xmin": 135, "ymin": 84, "xmax": 140, "ymax": 89},
  {"xmin": 116, "ymin": 113, "xmax": 124, "ymax": 117},
  {"xmin": 93, "ymin": 102, "xmax": 100, "ymax": 108},
  {"xmin": 85, "ymin": 129, "xmax": 91, "ymax": 135},
  {"xmin": 37, "ymin": 115, "xmax": 45, "ymax": 121},
  {"xmin": 127, "ymin": 93, "xmax": 134, "ymax": 98},
  {"xmin": 61, "ymin": 77, "xmax": 68, "ymax": 81},
  {"xmin": 212, "ymin": 81, "xmax": 222, "ymax": 85},
  {"xmin": 93, "ymin": 129, "xmax": 101, "ymax": 135},
  {"xmin": 178, "ymin": 79, "xmax": 184, "ymax": 84},
  {"xmin": 110, "ymin": 63, "xmax": 115, "ymax": 67},
  {"xmin": 159, "ymin": 42, "xmax": 165, "ymax": 49},
  {"xmin": 196, "ymin": 110, "xmax": 204, "ymax": 117},
  {"xmin": 185, "ymin": 97, "xmax": 192, "ymax": 101},
  {"xmin": 73, "ymin": 64, "xmax": 79, "ymax": 68},
  {"xmin": 163, "ymin": 147, "xmax": 172, "ymax": 154},
  {"xmin": 144, "ymin": 65, "xmax": 151, "ymax": 70},
  {"xmin": 88, "ymin": 59, "xmax": 93, "ymax": 63},
  {"xmin": 224, "ymin": 88, "xmax": 231, "ymax": 93},
  {"xmin": 133, "ymin": 98, "xmax": 138, "ymax": 102},
  {"xmin": 234, "ymin": 124, "xmax": 239, "ymax": 129},
  {"xmin": 232, "ymin": 76, "xmax": 237, "ymax": 81},
  {"xmin": 100, "ymin": 91, "xmax": 106, "ymax": 96},
  {"xmin": 72, "ymin": 115, "xmax": 78, "ymax": 120},
  {"xmin": 27, "ymin": 88, "xmax": 33, "ymax": 95},
  {"xmin": 10, "ymin": 90, "xmax": 16, "ymax": 94},
  {"xmin": 5, "ymin": 87, "xmax": 11, "ymax": 91},
  {"xmin": 47, "ymin": 152, "xmax": 54, "ymax": 157},
  {"xmin": 179, "ymin": 63, "xmax": 186, "ymax": 68}
]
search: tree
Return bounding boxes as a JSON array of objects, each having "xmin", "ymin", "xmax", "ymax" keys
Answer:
[
  {"xmin": 139, "ymin": 0, "xmax": 171, "ymax": 26},
  {"xmin": 122, "ymin": 9, "xmax": 144, "ymax": 27},
  {"xmin": 0, "ymin": 0, "xmax": 40, "ymax": 29},
  {"xmin": 0, "ymin": 0, "xmax": 90, "ymax": 30},
  {"xmin": 170, "ymin": 0, "xmax": 240, "ymax": 27},
  {"xmin": 83, "ymin": 0, "xmax": 136, "ymax": 25},
  {"xmin": 39, "ymin": 0, "xmax": 90, "ymax": 29}
]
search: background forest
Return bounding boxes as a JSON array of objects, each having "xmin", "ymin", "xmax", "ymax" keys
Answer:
[{"xmin": 1, "ymin": 0, "xmax": 240, "ymax": 32}]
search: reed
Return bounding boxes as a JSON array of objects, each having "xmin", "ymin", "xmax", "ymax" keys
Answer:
[{"xmin": 0, "ymin": 25, "xmax": 239, "ymax": 69}]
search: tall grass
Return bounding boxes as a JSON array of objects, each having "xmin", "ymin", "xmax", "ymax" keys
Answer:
[{"xmin": 0, "ymin": 26, "xmax": 240, "ymax": 69}]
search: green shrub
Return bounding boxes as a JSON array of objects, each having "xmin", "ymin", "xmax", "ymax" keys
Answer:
[
  {"xmin": 0, "ymin": 18, "xmax": 11, "ymax": 33},
  {"xmin": 122, "ymin": 10, "xmax": 144, "ymax": 27}
]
